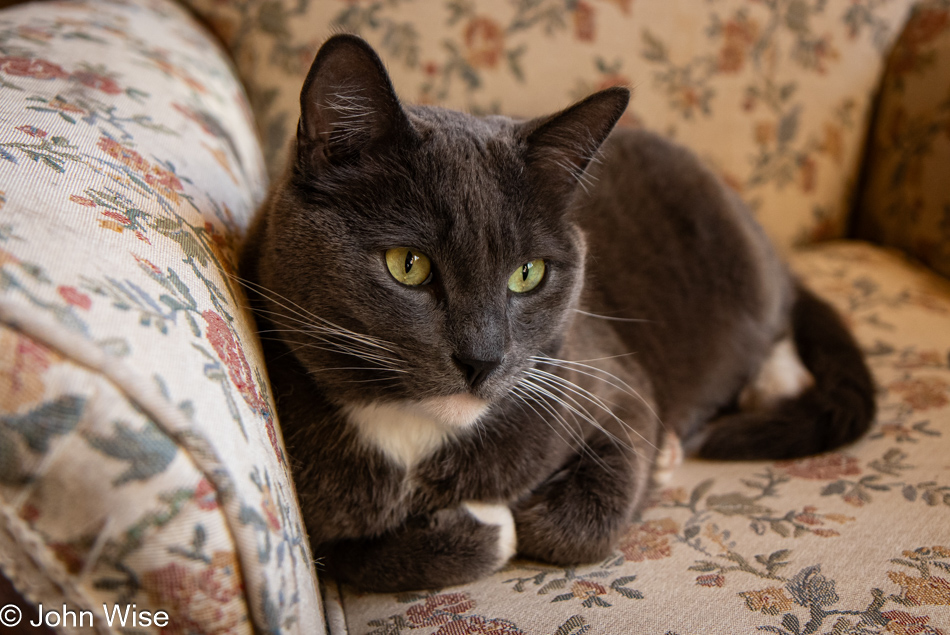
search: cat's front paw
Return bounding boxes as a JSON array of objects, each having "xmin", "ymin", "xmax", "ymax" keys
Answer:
[{"xmin": 462, "ymin": 501, "xmax": 517, "ymax": 570}]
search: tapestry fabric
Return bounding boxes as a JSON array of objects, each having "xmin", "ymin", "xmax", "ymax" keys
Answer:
[
  {"xmin": 856, "ymin": 0, "xmax": 950, "ymax": 280},
  {"xmin": 183, "ymin": 0, "xmax": 917, "ymax": 251},
  {"xmin": 0, "ymin": 0, "xmax": 323, "ymax": 631},
  {"xmin": 0, "ymin": 325, "xmax": 252, "ymax": 634}
]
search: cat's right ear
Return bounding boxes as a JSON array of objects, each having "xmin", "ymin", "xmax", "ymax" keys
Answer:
[
  {"xmin": 518, "ymin": 87, "xmax": 630, "ymax": 203},
  {"xmin": 297, "ymin": 34, "xmax": 416, "ymax": 171}
]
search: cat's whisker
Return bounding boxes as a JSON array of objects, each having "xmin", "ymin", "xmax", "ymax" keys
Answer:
[
  {"xmin": 325, "ymin": 376, "xmax": 404, "ymax": 384},
  {"xmin": 253, "ymin": 324, "xmax": 404, "ymax": 366},
  {"xmin": 518, "ymin": 384, "xmax": 628, "ymax": 472},
  {"xmin": 264, "ymin": 340, "xmax": 403, "ymax": 383},
  {"xmin": 531, "ymin": 355, "xmax": 641, "ymax": 400},
  {"xmin": 257, "ymin": 335, "xmax": 407, "ymax": 372},
  {"xmin": 246, "ymin": 296, "xmax": 397, "ymax": 351},
  {"xmin": 308, "ymin": 367, "xmax": 405, "ymax": 374},
  {"xmin": 511, "ymin": 384, "xmax": 613, "ymax": 473},
  {"xmin": 517, "ymin": 389, "xmax": 616, "ymax": 475},
  {"xmin": 521, "ymin": 372, "xmax": 604, "ymax": 438},
  {"xmin": 558, "ymin": 352, "xmax": 639, "ymax": 363},
  {"xmin": 224, "ymin": 271, "xmax": 398, "ymax": 352},
  {"xmin": 247, "ymin": 308, "xmax": 404, "ymax": 369},
  {"xmin": 509, "ymin": 386, "xmax": 568, "ymax": 443},
  {"xmin": 274, "ymin": 335, "xmax": 405, "ymax": 383},
  {"xmin": 509, "ymin": 386, "xmax": 590, "ymax": 465},
  {"xmin": 518, "ymin": 376, "xmax": 634, "ymax": 465},
  {"xmin": 249, "ymin": 306, "xmax": 399, "ymax": 355},
  {"xmin": 525, "ymin": 367, "xmax": 655, "ymax": 453},
  {"xmin": 573, "ymin": 309, "xmax": 653, "ymax": 323},
  {"xmin": 530, "ymin": 355, "xmax": 666, "ymax": 433},
  {"xmin": 521, "ymin": 371, "xmax": 641, "ymax": 458},
  {"xmin": 525, "ymin": 367, "xmax": 624, "ymax": 424},
  {"xmin": 512, "ymin": 383, "xmax": 587, "ymax": 451},
  {"xmin": 255, "ymin": 319, "xmax": 404, "ymax": 364}
]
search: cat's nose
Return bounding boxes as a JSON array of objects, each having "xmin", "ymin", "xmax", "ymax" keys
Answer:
[{"xmin": 452, "ymin": 355, "xmax": 501, "ymax": 389}]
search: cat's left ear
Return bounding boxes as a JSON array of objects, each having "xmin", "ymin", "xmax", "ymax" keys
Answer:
[
  {"xmin": 519, "ymin": 87, "xmax": 630, "ymax": 201},
  {"xmin": 297, "ymin": 34, "xmax": 416, "ymax": 171}
]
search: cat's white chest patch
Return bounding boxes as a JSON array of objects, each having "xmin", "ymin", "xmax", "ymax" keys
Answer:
[{"xmin": 344, "ymin": 395, "xmax": 488, "ymax": 470}]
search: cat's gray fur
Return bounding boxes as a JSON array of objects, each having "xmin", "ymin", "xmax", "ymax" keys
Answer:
[{"xmin": 240, "ymin": 35, "xmax": 875, "ymax": 592}]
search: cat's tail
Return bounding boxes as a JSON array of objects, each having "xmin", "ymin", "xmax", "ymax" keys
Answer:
[{"xmin": 694, "ymin": 284, "xmax": 876, "ymax": 460}]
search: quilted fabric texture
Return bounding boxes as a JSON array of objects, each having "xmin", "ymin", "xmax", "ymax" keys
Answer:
[
  {"xmin": 184, "ymin": 0, "xmax": 916, "ymax": 251},
  {"xmin": 856, "ymin": 0, "xmax": 950, "ymax": 280},
  {"xmin": 325, "ymin": 241, "xmax": 950, "ymax": 635},
  {"xmin": 0, "ymin": 0, "xmax": 323, "ymax": 632}
]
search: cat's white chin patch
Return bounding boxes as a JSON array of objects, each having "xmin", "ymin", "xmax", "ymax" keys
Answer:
[
  {"xmin": 344, "ymin": 395, "xmax": 488, "ymax": 470},
  {"xmin": 462, "ymin": 501, "xmax": 517, "ymax": 569},
  {"xmin": 417, "ymin": 394, "xmax": 490, "ymax": 429}
]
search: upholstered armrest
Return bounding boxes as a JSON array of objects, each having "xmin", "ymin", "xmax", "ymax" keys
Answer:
[
  {"xmin": 855, "ymin": 1, "xmax": 950, "ymax": 279},
  {"xmin": 0, "ymin": 0, "xmax": 322, "ymax": 632}
]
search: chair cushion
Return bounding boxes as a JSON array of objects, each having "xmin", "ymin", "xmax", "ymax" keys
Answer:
[
  {"xmin": 184, "ymin": 0, "xmax": 916, "ymax": 251},
  {"xmin": 0, "ymin": 0, "xmax": 322, "ymax": 631},
  {"xmin": 325, "ymin": 240, "xmax": 950, "ymax": 634},
  {"xmin": 855, "ymin": 0, "xmax": 950, "ymax": 280}
]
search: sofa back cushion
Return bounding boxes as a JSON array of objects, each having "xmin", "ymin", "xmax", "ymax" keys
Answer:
[
  {"xmin": 186, "ymin": 0, "xmax": 915, "ymax": 250},
  {"xmin": 855, "ymin": 0, "xmax": 950, "ymax": 278}
]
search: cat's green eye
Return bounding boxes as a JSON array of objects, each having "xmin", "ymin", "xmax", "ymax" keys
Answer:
[
  {"xmin": 385, "ymin": 247, "xmax": 432, "ymax": 286},
  {"xmin": 507, "ymin": 259, "xmax": 545, "ymax": 293}
]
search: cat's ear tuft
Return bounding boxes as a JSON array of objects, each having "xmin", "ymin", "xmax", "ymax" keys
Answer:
[
  {"xmin": 297, "ymin": 34, "xmax": 415, "ymax": 170},
  {"xmin": 520, "ymin": 87, "xmax": 630, "ymax": 200}
]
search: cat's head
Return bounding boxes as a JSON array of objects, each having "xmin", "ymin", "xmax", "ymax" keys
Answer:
[{"xmin": 251, "ymin": 34, "xmax": 628, "ymax": 428}]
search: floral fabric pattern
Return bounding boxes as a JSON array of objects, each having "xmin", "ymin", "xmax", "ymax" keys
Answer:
[
  {"xmin": 0, "ymin": 324, "xmax": 250, "ymax": 633},
  {"xmin": 856, "ymin": 0, "xmax": 950, "ymax": 280},
  {"xmin": 183, "ymin": 0, "xmax": 916, "ymax": 251},
  {"xmin": 0, "ymin": 0, "xmax": 322, "ymax": 632},
  {"xmin": 332, "ymin": 242, "xmax": 950, "ymax": 634}
]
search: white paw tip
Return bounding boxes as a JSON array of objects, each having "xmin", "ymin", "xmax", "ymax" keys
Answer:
[
  {"xmin": 463, "ymin": 501, "xmax": 517, "ymax": 566},
  {"xmin": 652, "ymin": 432, "xmax": 682, "ymax": 487}
]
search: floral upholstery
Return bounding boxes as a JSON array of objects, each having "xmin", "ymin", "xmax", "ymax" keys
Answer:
[
  {"xmin": 856, "ymin": 0, "xmax": 950, "ymax": 280},
  {"xmin": 183, "ymin": 0, "xmax": 917, "ymax": 251},
  {"xmin": 2, "ymin": 0, "xmax": 950, "ymax": 634},
  {"xmin": 0, "ymin": 0, "xmax": 322, "ymax": 632},
  {"xmin": 327, "ymin": 241, "xmax": 950, "ymax": 635},
  {"xmin": 0, "ymin": 326, "xmax": 251, "ymax": 632}
]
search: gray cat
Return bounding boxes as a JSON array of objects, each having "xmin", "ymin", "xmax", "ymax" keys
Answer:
[{"xmin": 240, "ymin": 34, "xmax": 874, "ymax": 593}]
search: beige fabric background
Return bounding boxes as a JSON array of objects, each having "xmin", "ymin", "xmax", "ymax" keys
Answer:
[{"xmin": 185, "ymin": 0, "xmax": 917, "ymax": 251}]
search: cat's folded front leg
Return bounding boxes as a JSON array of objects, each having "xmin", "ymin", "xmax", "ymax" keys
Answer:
[
  {"xmin": 512, "ymin": 431, "xmax": 648, "ymax": 565},
  {"xmin": 320, "ymin": 502, "xmax": 516, "ymax": 592}
]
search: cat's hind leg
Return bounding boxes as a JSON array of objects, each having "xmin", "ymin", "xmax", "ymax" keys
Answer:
[
  {"xmin": 321, "ymin": 503, "xmax": 516, "ymax": 592},
  {"xmin": 689, "ymin": 285, "xmax": 875, "ymax": 460}
]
